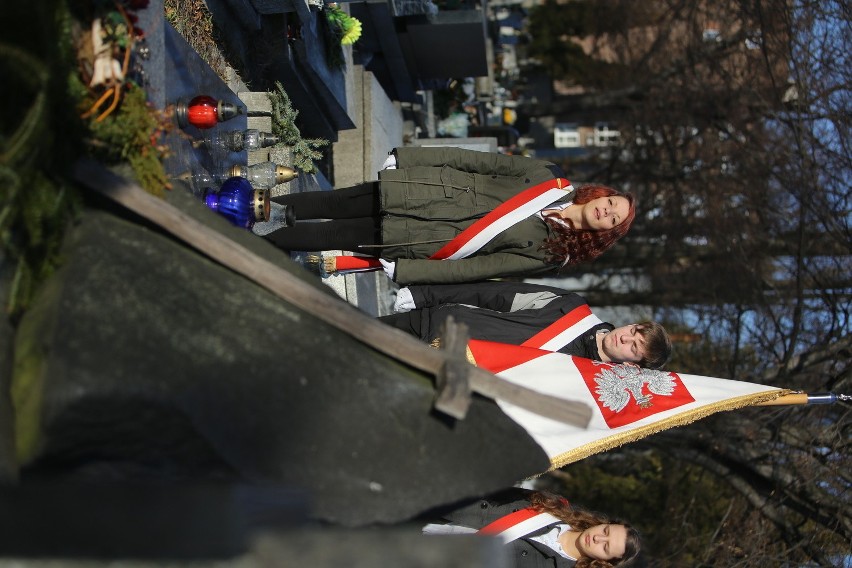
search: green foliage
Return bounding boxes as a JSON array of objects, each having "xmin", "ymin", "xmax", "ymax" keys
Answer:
[
  {"xmin": 320, "ymin": 6, "xmax": 346, "ymax": 70},
  {"xmin": 0, "ymin": 166, "xmax": 78, "ymax": 317},
  {"xmin": 101, "ymin": 9, "xmax": 132, "ymax": 49},
  {"xmin": 325, "ymin": 5, "xmax": 361, "ymax": 46},
  {"xmin": 0, "ymin": 2, "xmax": 82, "ymax": 317},
  {"xmin": 83, "ymin": 84, "xmax": 170, "ymax": 197},
  {"xmin": 268, "ymin": 81, "xmax": 329, "ymax": 174}
]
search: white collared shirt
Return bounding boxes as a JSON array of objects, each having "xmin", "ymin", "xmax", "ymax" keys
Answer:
[
  {"xmin": 538, "ymin": 201, "xmax": 573, "ymax": 230},
  {"xmin": 528, "ymin": 523, "xmax": 577, "ymax": 560}
]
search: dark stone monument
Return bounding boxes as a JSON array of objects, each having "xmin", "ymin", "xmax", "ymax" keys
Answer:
[
  {"xmin": 11, "ymin": 188, "xmax": 549, "ymax": 527},
  {"xmin": 202, "ymin": 0, "xmax": 355, "ymax": 141},
  {"xmin": 349, "ymin": 0, "xmax": 490, "ymax": 102}
]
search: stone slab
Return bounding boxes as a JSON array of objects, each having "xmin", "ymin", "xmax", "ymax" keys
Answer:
[
  {"xmin": 246, "ymin": 117, "xmax": 273, "ymax": 133},
  {"xmin": 12, "ymin": 190, "xmax": 549, "ymax": 526},
  {"xmin": 238, "ymin": 91, "xmax": 273, "ymax": 114}
]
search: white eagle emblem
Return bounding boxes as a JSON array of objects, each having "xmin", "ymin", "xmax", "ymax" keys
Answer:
[{"xmin": 594, "ymin": 364, "xmax": 677, "ymax": 412}]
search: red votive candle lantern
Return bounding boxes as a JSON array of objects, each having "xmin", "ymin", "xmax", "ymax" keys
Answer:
[{"xmin": 175, "ymin": 95, "xmax": 243, "ymax": 129}]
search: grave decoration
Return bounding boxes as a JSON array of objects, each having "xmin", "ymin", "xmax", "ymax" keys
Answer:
[
  {"xmin": 174, "ymin": 95, "xmax": 243, "ymax": 130},
  {"xmin": 74, "ymin": 0, "xmax": 173, "ymax": 196},
  {"xmin": 268, "ymin": 82, "xmax": 328, "ymax": 173},
  {"xmin": 229, "ymin": 162, "xmax": 298, "ymax": 190},
  {"xmin": 325, "ymin": 4, "xmax": 362, "ymax": 46},
  {"xmin": 206, "ymin": 129, "xmax": 280, "ymax": 152},
  {"xmin": 173, "ymin": 168, "xmax": 223, "ymax": 196},
  {"xmin": 203, "ymin": 176, "xmax": 270, "ymax": 229},
  {"xmin": 321, "ymin": 3, "xmax": 363, "ymax": 69}
]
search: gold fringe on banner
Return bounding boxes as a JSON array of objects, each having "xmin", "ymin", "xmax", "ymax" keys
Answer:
[{"xmin": 547, "ymin": 388, "xmax": 796, "ymax": 470}]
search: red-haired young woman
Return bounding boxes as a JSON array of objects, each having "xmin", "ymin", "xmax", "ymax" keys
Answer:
[{"xmin": 264, "ymin": 147, "xmax": 635, "ymax": 284}]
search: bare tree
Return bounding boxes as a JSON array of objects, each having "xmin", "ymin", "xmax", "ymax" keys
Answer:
[{"xmin": 527, "ymin": 1, "xmax": 851, "ymax": 565}]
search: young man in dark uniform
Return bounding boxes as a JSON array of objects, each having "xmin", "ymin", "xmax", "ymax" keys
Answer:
[{"xmin": 380, "ymin": 282, "xmax": 672, "ymax": 369}]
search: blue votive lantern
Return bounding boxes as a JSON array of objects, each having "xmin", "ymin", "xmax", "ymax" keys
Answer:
[{"xmin": 203, "ymin": 176, "xmax": 270, "ymax": 229}]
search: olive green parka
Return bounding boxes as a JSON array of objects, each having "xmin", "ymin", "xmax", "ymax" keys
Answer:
[{"xmin": 374, "ymin": 146, "xmax": 575, "ymax": 284}]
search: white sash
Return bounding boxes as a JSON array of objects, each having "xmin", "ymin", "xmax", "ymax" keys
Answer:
[
  {"xmin": 523, "ymin": 305, "xmax": 603, "ymax": 352},
  {"xmin": 442, "ymin": 188, "xmax": 571, "ymax": 260}
]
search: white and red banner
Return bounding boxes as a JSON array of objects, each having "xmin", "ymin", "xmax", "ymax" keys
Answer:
[{"xmin": 467, "ymin": 340, "xmax": 792, "ymax": 469}]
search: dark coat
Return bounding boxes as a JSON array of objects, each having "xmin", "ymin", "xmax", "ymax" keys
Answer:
[
  {"xmin": 381, "ymin": 282, "xmax": 613, "ymax": 357},
  {"xmin": 433, "ymin": 488, "xmax": 577, "ymax": 568},
  {"xmin": 376, "ymin": 147, "xmax": 574, "ymax": 284}
]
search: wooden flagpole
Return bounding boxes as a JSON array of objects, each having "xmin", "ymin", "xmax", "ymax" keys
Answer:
[
  {"xmin": 754, "ymin": 392, "xmax": 849, "ymax": 406},
  {"xmin": 73, "ymin": 159, "xmax": 593, "ymax": 427}
]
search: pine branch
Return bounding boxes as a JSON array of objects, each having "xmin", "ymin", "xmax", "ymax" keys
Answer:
[{"xmin": 267, "ymin": 82, "xmax": 329, "ymax": 174}]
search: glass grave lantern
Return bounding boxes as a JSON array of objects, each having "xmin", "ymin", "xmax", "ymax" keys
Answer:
[
  {"xmin": 175, "ymin": 95, "xmax": 243, "ymax": 130},
  {"xmin": 203, "ymin": 176, "xmax": 270, "ymax": 229},
  {"xmin": 229, "ymin": 162, "xmax": 298, "ymax": 190}
]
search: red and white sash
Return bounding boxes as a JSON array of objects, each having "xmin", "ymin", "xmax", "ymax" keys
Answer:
[
  {"xmin": 327, "ymin": 178, "xmax": 572, "ymax": 274},
  {"xmin": 522, "ymin": 304, "xmax": 603, "ymax": 352},
  {"xmin": 430, "ymin": 178, "xmax": 572, "ymax": 260},
  {"xmin": 478, "ymin": 507, "xmax": 562, "ymax": 543}
]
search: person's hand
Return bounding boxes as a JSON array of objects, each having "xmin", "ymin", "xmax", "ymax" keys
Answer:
[
  {"xmin": 381, "ymin": 153, "xmax": 397, "ymax": 170},
  {"xmin": 394, "ymin": 287, "xmax": 416, "ymax": 312},
  {"xmin": 379, "ymin": 258, "xmax": 396, "ymax": 280}
]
